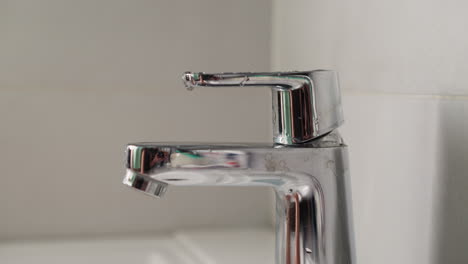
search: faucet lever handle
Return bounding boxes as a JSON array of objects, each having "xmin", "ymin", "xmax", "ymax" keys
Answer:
[{"xmin": 182, "ymin": 70, "xmax": 344, "ymax": 145}]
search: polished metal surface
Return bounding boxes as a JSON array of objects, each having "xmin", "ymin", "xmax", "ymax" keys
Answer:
[
  {"xmin": 183, "ymin": 70, "xmax": 343, "ymax": 145},
  {"xmin": 124, "ymin": 133, "xmax": 355, "ymax": 264},
  {"xmin": 123, "ymin": 70, "xmax": 354, "ymax": 264}
]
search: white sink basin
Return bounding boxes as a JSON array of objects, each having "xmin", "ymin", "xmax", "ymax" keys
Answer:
[{"xmin": 0, "ymin": 229, "xmax": 274, "ymax": 264}]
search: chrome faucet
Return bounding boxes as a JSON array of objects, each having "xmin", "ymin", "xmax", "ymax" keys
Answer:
[{"xmin": 123, "ymin": 71, "xmax": 356, "ymax": 264}]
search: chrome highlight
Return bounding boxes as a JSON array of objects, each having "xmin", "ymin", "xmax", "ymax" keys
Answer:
[
  {"xmin": 182, "ymin": 70, "xmax": 343, "ymax": 145},
  {"xmin": 123, "ymin": 132, "xmax": 355, "ymax": 264},
  {"xmin": 123, "ymin": 70, "xmax": 354, "ymax": 264}
]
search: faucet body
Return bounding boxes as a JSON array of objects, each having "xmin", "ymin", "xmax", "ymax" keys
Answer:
[
  {"xmin": 123, "ymin": 70, "xmax": 355, "ymax": 264},
  {"xmin": 124, "ymin": 132, "xmax": 355, "ymax": 264}
]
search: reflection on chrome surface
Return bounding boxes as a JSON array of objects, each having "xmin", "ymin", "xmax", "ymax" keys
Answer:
[
  {"xmin": 123, "ymin": 70, "xmax": 354, "ymax": 264},
  {"xmin": 183, "ymin": 70, "xmax": 343, "ymax": 145},
  {"xmin": 124, "ymin": 132, "xmax": 355, "ymax": 264}
]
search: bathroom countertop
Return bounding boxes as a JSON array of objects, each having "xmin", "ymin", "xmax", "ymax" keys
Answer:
[{"xmin": 0, "ymin": 228, "xmax": 275, "ymax": 264}]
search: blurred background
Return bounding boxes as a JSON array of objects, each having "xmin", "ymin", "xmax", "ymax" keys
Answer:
[{"xmin": 1, "ymin": 0, "xmax": 467, "ymax": 263}]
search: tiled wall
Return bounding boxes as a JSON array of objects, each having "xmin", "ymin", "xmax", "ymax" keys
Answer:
[{"xmin": 272, "ymin": 0, "xmax": 468, "ymax": 263}]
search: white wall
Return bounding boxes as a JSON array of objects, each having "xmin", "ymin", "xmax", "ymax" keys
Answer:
[
  {"xmin": 0, "ymin": 0, "xmax": 273, "ymax": 240},
  {"xmin": 272, "ymin": 0, "xmax": 468, "ymax": 263}
]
